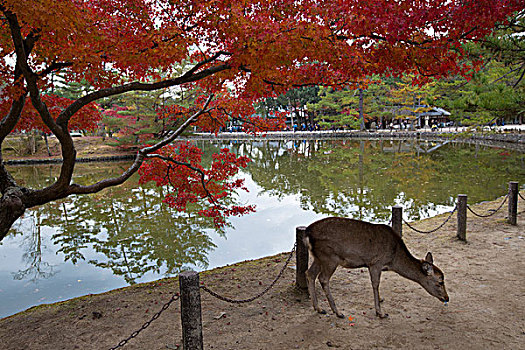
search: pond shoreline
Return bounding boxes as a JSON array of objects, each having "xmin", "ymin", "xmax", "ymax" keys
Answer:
[
  {"xmin": 187, "ymin": 129, "xmax": 525, "ymax": 151},
  {"xmin": 5, "ymin": 130, "xmax": 525, "ymax": 165},
  {"xmin": 5, "ymin": 153, "xmax": 135, "ymax": 165}
]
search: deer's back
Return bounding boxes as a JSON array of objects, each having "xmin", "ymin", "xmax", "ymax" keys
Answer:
[{"xmin": 305, "ymin": 217, "xmax": 401, "ymax": 268}]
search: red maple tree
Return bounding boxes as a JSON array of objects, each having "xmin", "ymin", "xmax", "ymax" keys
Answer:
[{"xmin": 0, "ymin": 0, "xmax": 521, "ymax": 240}]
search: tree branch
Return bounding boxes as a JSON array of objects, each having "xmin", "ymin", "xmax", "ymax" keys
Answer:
[
  {"xmin": 0, "ymin": 91, "xmax": 26, "ymax": 143},
  {"xmin": 58, "ymin": 95, "xmax": 214, "ymax": 198},
  {"xmin": 513, "ymin": 64, "xmax": 525, "ymax": 88},
  {"xmin": 139, "ymin": 94, "xmax": 214, "ymax": 154},
  {"xmin": 2, "ymin": 7, "xmax": 225, "ymax": 209},
  {"xmin": 3, "ymin": 7, "xmax": 78, "ymax": 197},
  {"xmin": 0, "ymin": 93, "xmax": 27, "ymax": 193},
  {"xmin": 3, "ymin": 6, "xmax": 65, "ymax": 138},
  {"xmin": 184, "ymin": 51, "xmax": 231, "ymax": 77},
  {"xmin": 38, "ymin": 61, "xmax": 74, "ymax": 77},
  {"xmin": 57, "ymin": 63, "xmax": 229, "ymax": 126},
  {"xmin": 146, "ymin": 153, "xmax": 219, "ymax": 206},
  {"xmin": 2, "ymin": 7, "xmax": 34, "ymax": 82}
]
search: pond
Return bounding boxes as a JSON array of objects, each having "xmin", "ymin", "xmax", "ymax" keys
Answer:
[{"xmin": 1, "ymin": 138, "xmax": 524, "ymax": 318}]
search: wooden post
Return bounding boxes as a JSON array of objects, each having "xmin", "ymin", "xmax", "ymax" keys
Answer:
[
  {"xmin": 391, "ymin": 205, "xmax": 402, "ymax": 237},
  {"xmin": 508, "ymin": 181, "xmax": 518, "ymax": 225},
  {"xmin": 457, "ymin": 194, "xmax": 467, "ymax": 241},
  {"xmin": 179, "ymin": 271, "xmax": 203, "ymax": 350},
  {"xmin": 296, "ymin": 226, "xmax": 309, "ymax": 290}
]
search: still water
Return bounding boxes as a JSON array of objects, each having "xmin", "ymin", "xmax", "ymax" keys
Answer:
[{"xmin": 1, "ymin": 139, "xmax": 524, "ymax": 317}]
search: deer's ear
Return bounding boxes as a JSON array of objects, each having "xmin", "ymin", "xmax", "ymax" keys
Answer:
[
  {"xmin": 422, "ymin": 261, "xmax": 434, "ymax": 276},
  {"xmin": 425, "ymin": 252, "xmax": 434, "ymax": 264}
]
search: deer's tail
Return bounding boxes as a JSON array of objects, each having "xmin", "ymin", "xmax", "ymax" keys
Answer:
[
  {"xmin": 303, "ymin": 227, "xmax": 317, "ymax": 261},
  {"xmin": 304, "ymin": 235, "xmax": 313, "ymax": 252}
]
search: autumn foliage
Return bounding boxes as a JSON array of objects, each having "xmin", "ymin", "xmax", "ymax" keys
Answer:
[
  {"xmin": 0, "ymin": 0, "xmax": 522, "ymax": 238},
  {"xmin": 11, "ymin": 95, "xmax": 101, "ymax": 133},
  {"xmin": 139, "ymin": 142, "xmax": 255, "ymax": 228}
]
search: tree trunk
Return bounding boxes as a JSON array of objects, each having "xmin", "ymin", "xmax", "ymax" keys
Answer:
[
  {"xmin": 25, "ymin": 132, "xmax": 37, "ymax": 155},
  {"xmin": 43, "ymin": 133, "xmax": 52, "ymax": 157},
  {"xmin": 359, "ymin": 88, "xmax": 365, "ymax": 131},
  {"xmin": 0, "ymin": 187, "xmax": 26, "ymax": 241}
]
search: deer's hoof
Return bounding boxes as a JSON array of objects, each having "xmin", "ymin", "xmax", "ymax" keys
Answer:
[
  {"xmin": 379, "ymin": 297, "xmax": 385, "ymax": 303},
  {"xmin": 336, "ymin": 313, "xmax": 345, "ymax": 319},
  {"xmin": 376, "ymin": 312, "xmax": 389, "ymax": 319},
  {"xmin": 317, "ymin": 309, "xmax": 327, "ymax": 315}
]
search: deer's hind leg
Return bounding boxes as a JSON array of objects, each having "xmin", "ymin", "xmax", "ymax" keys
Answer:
[
  {"xmin": 306, "ymin": 259, "xmax": 323, "ymax": 314},
  {"xmin": 318, "ymin": 260, "xmax": 344, "ymax": 318}
]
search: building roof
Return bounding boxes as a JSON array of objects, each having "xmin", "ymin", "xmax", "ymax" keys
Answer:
[{"xmin": 419, "ymin": 107, "xmax": 451, "ymax": 116}]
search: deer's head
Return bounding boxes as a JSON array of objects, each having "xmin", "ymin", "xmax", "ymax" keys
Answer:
[{"xmin": 419, "ymin": 252, "xmax": 449, "ymax": 303}]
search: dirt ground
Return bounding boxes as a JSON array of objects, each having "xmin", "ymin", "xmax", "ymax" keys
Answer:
[
  {"xmin": 2, "ymin": 135, "xmax": 132, "ymax": 161},
  {"xmin": 0, "ymin": 194, "xmax": 524, "ymax": 350}
]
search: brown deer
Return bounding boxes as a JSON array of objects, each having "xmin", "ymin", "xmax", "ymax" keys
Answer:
[{"xmin": 304, "ymin": 217, "xmax": 449, "ymax": 318}]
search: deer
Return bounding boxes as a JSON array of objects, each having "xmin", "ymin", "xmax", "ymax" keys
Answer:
[{"xmin": 304, "ymin": 217, "xmax": 449, "ymax": 318}]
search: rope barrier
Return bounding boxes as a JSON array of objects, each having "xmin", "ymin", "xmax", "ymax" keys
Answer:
[
  {"xmin": 200, "ymin": 243, "xmax": 296, "ymax": 304},
  {"xmin": 519, "ymin": 192, "xmax": 525, "ymax": 201},
  {"xmin": 109, "ymin": 293, "xmax": 180, "ymax": 350},
  {"xmin": 403, "ymin": 205, "xmax": 457, "ymax": 234},
  {"xmin": 466, "ymin": 193, "xmax": 508, "ymax": 218}
]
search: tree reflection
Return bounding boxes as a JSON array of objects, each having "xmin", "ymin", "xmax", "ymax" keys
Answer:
[
  {"xmin": 220, "ymin": 139, "xmax": 524, "ymax": 223},
  {"xmin": 8, "ymin": 162, "xmax": 222, "ymax": 284},
  {"xmin": 12, "ymin": 210, "xmax": 56, "ymax": 282}
]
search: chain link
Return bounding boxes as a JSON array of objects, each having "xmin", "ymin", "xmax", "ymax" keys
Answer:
[
  {"xmin": 109, "ymin": 293, "xmax": 180, "ymax": 350},
  {"xmin": 403, "ymin": 205, "xmax": 457, "ymax": 234},
  {"xmin": 201, "ymin": 244, "xmax": 297, "ymax": 304},
  {"xmin": 466, "ymin": 193, "xmax": 509, "ymax": 218}
]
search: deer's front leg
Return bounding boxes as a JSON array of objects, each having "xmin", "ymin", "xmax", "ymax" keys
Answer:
[{"xmin": 369, "ymin": 266, "xmax": 388, "ymax": 318}]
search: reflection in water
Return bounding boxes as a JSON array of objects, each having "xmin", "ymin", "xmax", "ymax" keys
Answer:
[
  {"xmin": 12, "ymin": 210, "xmax": 56, "ymax": 282},
  {"xmin": 50, "ymin": 186, "xmax": 219, "ymax": 284},
  {"xmin": 9, "ymin": 163, "xmax": 221, "ymax": 285},
  {"xmin": 2, "ymin": 139, "xmax": 523, "ymax": 317},
  {"xmin": 227, "ymin": 139, "xmax": 523, "ymax": 222}
]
